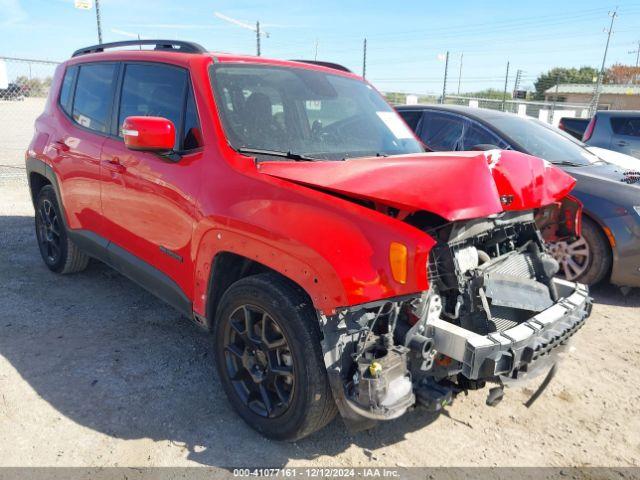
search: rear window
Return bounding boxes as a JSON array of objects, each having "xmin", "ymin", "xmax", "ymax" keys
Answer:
[
  {"xmin": 610, "ymin": 117, "xmax": 640, "ymax": 137},
  {"xmin": 72, "ymin": 63, "xmax": 117, "ymax": 133},
  {"xmin": 59, "ymin": 66, "xmax": 77, "ymax": 115},
  {"xmin": 397, "ymin": 110, "xmax": 423, "ymax": 132}
]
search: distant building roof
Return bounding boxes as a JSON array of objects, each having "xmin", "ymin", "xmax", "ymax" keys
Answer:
[{"xmin": 545, "ymin": 83, "xmax": 640, "ymax": 95}]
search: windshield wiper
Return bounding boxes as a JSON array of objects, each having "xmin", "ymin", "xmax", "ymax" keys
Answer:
[
  {"xmin": 552, "ymin": 160, "xmax": 586, "ymax": 167},
  {"xmin": 237, "ymin": 147, "xmax": 315, "ymax": 161}
]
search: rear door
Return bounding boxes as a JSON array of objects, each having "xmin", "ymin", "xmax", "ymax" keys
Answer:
[
  {"xmin": 609, "ymin": 116, "xmax": 640, "ymax": 158},
  {"xmin": 100, "ymin": 62, "xmax": 204, "ymax": 299},
  {"xmin": 52, "ymin": 62, "xmax": 117, "ymax": 233}
]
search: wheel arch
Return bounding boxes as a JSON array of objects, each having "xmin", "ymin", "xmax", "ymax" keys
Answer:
[{"xmin": 203, "ymin": 251, "xmax": 316, "ymax": 331}]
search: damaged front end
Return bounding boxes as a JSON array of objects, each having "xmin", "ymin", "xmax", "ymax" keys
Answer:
[{"xmin": 319, "ymin": 209, "xmax": 592, "ymax": 431}]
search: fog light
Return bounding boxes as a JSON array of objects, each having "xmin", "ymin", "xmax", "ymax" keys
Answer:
[{"xmin": 389, "ymin": 242, "xmax": 408, "ymax": 284}]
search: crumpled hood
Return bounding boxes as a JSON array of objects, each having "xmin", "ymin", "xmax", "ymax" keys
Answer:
[{"xmin": 258, "ymin": 150, "xmax": 577, "ymax": 221}]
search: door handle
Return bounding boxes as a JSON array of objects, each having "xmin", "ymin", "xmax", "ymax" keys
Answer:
[
  {"xmin": 617, "ymin": 140, "xmax": 629, "ymax": 147},
  {"xmin": 104, "ymin": 157, "xmax": 126, "ymax": 173}
]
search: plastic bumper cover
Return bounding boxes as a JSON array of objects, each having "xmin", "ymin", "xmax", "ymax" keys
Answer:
[{"xmin": 430, "ymin": 278, "xmax": 591, "ymax": 380}]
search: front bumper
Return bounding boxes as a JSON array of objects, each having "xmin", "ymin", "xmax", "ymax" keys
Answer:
[{"xmin": 431, "ymin": 278, "xmax": 591, "ymax": 380}]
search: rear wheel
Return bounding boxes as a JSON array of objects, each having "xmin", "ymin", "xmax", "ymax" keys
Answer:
[
  {"xmin": 35, "ymin": 186, "xmax": 89, "ymax": 274},
  {"xmin": 549, "ymin": 216, "xmax": 611, "ymax": 285},
  {"xmin": 213, "ymin": 273, "xmax": 337, "ymax": 441}
]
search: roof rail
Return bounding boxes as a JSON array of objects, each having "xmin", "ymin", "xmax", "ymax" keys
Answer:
[
  {"xmin": 72, "ymin": 40, "xmax": 207, "ymax": 57},
  {"xmin": 290, "ymin": 60, "xmax": 352, "ymax": 73}
]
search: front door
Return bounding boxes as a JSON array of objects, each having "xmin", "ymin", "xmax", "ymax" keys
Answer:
[{"xmin": 100, "ymin": 62, "xmax": 204, "ymax": 299}]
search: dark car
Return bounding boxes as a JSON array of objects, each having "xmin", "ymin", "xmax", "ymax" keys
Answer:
[
  {"xmin": 558, "ymin": 117, "xmax": 589, "ymax": 140},
  {"xmin": 397, "ymin": 104, "xmax": 640, "ymax": 288},
  {"xmin": 0, "ymin": 82, "xmax": 25, "ymax": 101},
  {"xmin": 583, "ymin": 110, "xmax": 640, "ymax": 159}
]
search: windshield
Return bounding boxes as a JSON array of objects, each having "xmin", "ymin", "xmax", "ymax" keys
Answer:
[
  {"xmin": 491, "ymin": 115, "xmax": 600, "ymax": 166},
  {"xmin": 209, "ymin": 64, "xmax": 423, "ymax": 160}
]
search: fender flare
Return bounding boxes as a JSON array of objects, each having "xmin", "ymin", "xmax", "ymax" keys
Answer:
[{"xmin": 191, "ymin": 227, "xmax": 348, "ymax": 317}]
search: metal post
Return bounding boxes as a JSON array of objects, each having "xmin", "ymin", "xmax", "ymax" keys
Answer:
[
  {"xmin": 551, "ymin": 73, "xmax": 560, "ymax": 123},
  {"xmin": 457, "ymin": 53, "xmax": 463, "ymax": 94},
  {"xmin": 502, "ymin": 61, "xmax": 510, "ymax": 111},
  {"xmin": 441, "ymin": 51, "xmax": 449, "ymax": 104},
  {"xmin": 256, "ymin": 21, "xmax": 261, "ymax": 56},
  {"xmin": 629, "ymin": 41, "xmax": 640, "ymax": 84},
  {"xmin": 95, "ymin": 0, "xmax": 103, "ymax": 44},
  {"xmin": 590, "ymin": 9, "xmax": 618, "ymax": 114},
  {"xmin": 314, "ymin": 39, "xmax": 318, "ymax": 61},
  {"xmin": 362, "ymin": 38, "xmax": 367, "ymax": 78}
]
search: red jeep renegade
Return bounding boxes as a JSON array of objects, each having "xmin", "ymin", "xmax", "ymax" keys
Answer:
[{"xmin": 26, "ymin": 40, "xmax": 591, "ymax": 440}]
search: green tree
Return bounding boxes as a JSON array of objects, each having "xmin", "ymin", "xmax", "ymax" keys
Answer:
[{"xmin": 533, "ymin": 67, "xmax": 598, "ymax": 100}]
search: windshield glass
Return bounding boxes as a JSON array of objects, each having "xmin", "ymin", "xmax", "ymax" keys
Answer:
[
  {"xmin": 491, "ymin": 115, "xmax": 599, "ymax": 166},
  {"xmin": 209, "ymin": 64, "xmax": 423, "ymax": 160}
]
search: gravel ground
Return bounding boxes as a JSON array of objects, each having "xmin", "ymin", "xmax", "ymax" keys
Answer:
[{"xmin": 1, "ymin": 171, "xmax": 639, "ymax": 468}]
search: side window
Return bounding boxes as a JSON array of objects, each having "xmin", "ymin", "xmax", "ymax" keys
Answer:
[
  {"xmin": 419, "ymin": 112, "xmax": 464, "ymax": 151},
  {"xmin": 72, "ymin": 63, "xmax": 116, "ymax": 133},
  {"xmin": 610, "ymin": 117, "xmax": 640, "ymax": 137},
  {"xmin": 118, "ymin": 64, "xmax": 188, "ymax": 146},
  {"xmin": 463, "ymin": 121, "xmax": 509, "ymax": 150},
  {"xmin": 59, "ymin": 66, "xmax": 77, "ymax": 115},
  {"xmin": 182, "ymin": 87, "xmax": 202, "ymax": 150},
  {"xmin": 397, "ymin": 110, "xmax": 423, "ymax": 133}
]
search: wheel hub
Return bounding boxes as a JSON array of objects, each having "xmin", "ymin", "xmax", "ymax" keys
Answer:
[
  {"xmin": 223, "ymin": 305, "xmax": 295, "ymax": 418},
  {"xmin": 547, "ymin": 237, "xmax": 590, "ymax": 281}
]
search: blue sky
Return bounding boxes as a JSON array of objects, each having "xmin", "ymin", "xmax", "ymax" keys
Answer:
[{"xmin": 2, "ymin": 0, "xmax": 640, "ymax": 93}]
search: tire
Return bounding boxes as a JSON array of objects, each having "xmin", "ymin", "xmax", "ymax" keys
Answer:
[
  {"xmin": 213, "ymin": 273, "xmax": 337, "ymax": 441},
  {"xmin": 550, "ymin": 216, "xmax": 611, "ymax": 285},
  {"xmin": 35, "ymin": 185, "xmax": 89, "ymax": 274}
]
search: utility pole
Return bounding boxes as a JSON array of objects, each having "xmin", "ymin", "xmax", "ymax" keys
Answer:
[
  {"xmin": 95, "ymin": 0, "xmax": 103, "ymax": 44},
  {"xmin": 441, "ymin": 51, "xmax": 449, "ymax": 104},
  {"xmin": 457, "ymin": 53, "xmax": 463, "ymax": 95},
  {"xmin": 314, "ymin": 39, "xmax": 318, "ymax": 61},
  {"xmin": 362, "ymin": 38, "xmax": 367, "ymax": 78},
  {"xmin": 551, "ymin": 73, "xmax": 560, "ymax": 123},
  {"xmin": 629, "ymin": 41, "xmax": 640, "ymax": 84},
  {"xmin": 502, "ymin": 61, "xmax": 510, "ymax": 111},
  {"xmin": 256, "ymin": 21, "xmax": 261, "ymax": 56},
  {"xmin": 590, "ymin": 8, "xmax": 618, "ymax": 114},
  {"xmin": 214, "ymin": 13, "xmax": 269, "ymax": 57},
  {"xmin": 513, "ymin": 69, "xmax": 523, "ymax": 94}
]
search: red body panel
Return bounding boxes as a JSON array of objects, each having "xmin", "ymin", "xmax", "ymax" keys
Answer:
[
  {"xmin": 259, "ymin": 150, "xmax": 577, "ymax": 221},
  {"xmin": 27, "ymin": 51, "xmax": 578, "ymax": 318}
]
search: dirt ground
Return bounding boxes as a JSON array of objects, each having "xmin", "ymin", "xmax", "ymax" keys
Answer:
[{"xmin": 0, "ymin": 173, "xmax": 639, "ymax": 468}]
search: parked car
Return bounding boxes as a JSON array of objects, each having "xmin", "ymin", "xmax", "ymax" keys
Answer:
[
  {"xmin": 586, "ymin": 146, "xmax": 640, "ymax": 170},
  {"xmin": 397, "ymin": 104, "xmax": 640, "ymax": 288},
  {"xmin": 583, "ymin": 110, "xmax": 640, "ymax": 159},
  {"xmin": 26, "ymin": 40, "xmax": 591, "ymax": 440},
  {"xmin": 558, "ymin": 117, "xmax": 589, "ymax": 140},
  {"xmin": 0, "ymin": 82, "xmax": 25, "ymax": 101}
]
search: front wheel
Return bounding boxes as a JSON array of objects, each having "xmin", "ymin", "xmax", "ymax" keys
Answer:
[
  {"xmin": 549, "ymin": 216, "xmax": 611, "ymax": 285},
  {"xmin": 213, "ymin": 273, "xmax": 337, "ymax": 441}
]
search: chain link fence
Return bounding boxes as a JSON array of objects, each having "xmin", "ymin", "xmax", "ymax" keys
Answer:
[{"xmin": 0, "ymin": 56, "xmax": 59, "ymax": 182}]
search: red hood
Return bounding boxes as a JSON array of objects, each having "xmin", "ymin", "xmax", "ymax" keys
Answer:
[{"xmin": 258, "ymin": 150, "xmax": 576, "ymax": 221}]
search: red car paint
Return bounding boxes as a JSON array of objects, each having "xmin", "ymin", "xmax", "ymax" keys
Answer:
[{"xmin": 27, "ymin": 49, "xmax": 576, "ymax": 319}]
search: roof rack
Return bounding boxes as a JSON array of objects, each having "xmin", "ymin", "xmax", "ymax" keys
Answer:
[
  {"xmin": 290, "ymin": 60, "xmax": 352, "ymax": 73},
  {"xmin": 72, "ymin": 40, "xmax": 207, "ymax": 57}
]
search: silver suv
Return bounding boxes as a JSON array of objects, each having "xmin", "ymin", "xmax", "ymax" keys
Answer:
[{"xmin": 583, "ymin": 111, "xmax": 640, "ymax": 159}]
